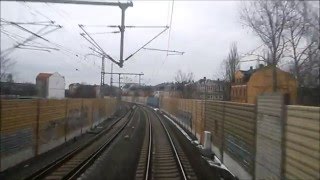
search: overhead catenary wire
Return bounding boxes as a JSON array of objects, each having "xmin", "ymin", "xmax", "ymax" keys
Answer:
[
  {"xmin": 107, "ymin": 25, "xmax": 169, "ymax": 29},
  {"xmin": 16, "ymin": 46, "xmax": 51, "ymax": 52},
  {"xmin": 79, "ymin": 24, "xmax": 118, "ymax": 64},
  {"xmin": 43, "ymin": 2, "xmax": 93, "ymax": 54},
  {"xmin": 2, "ymin": 26, "xmax": 97, "ymax": 73},
  {"xmin": 21, "ymin": 2, "xmax": 54, "ymax": 22},
  {"xmin": 1, "ymin": 29, "xmax": 57, "ymax": 56},
  {"xmin": 45, "ymin": 3, "xmax": 70, "ymax": 22},
  {"xmin": 166, "ymin": 0, "xmax": 175, "ymax": 56},
  {"xmin": 80, "ymin": 33, "xmax": 104, "ymax": 53},
  {"xmin": 89, "ymin": 47, "xmax": 104, "ymax": 57},
  {"xmin": 149, "ymin": 1, "xmax": 174, "ymax": 82},
  {"xmin": 1, "ymin": 24, "xmax": 49, "ymax": 54},
  {"xmin": 0, "ymin": 20, "xmax": 58, "ymax": 26},
  {"xmin": 1, "ymin": 19, "xmax": 63, "ymax": 55},
  {"xmin": 2, "ymin": 19, "xmax": 51, "ymax": 42},
  {"xmin": 124, "ymin": 26, "xmax": 169, "ymax": 61},
  {"xmin": 142, "ymin": 47, "xmax": 184, "ymax": 55},
  {"xmin": 18, "ymin": 26, "xmax": 62, "ymax": 45},
  {"xmin": 1, "ymin": 13, "xmax": 101, "ymax": 75},
  {"xmin": 19, "ymin": 44, "xmax": 60, "ymax": 51},
  {"xmin": 89, "ymin": 31, "xmax": 120, "ymax": 35},
  {"xmin": 1, "ymin": 29, "xmax": 23, "ymax": 44},
  {"xmin": 154, "ymin": 0, "xmax": 176, "ymax": 79},
  {"xmin": 0, "ymin": 28, "xmax": 48, "ymax": 47},
  {"xmin": 3, "ymin": 1, "xmax": 175, "ymax": 80}
]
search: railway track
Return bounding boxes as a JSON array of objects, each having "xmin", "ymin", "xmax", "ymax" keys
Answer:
[
  {"xmin": 135, "ymin": 106, "xmax": 197, "ymax": 180},
  {"xmin": 26, "ymin": 105, "xmax": 137, "ymax": 180}
]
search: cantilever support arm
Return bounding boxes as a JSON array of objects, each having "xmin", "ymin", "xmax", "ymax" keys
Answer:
[
  {"xmin": 1, "ymin": 0, "xmax": 133, "ymax": 7},
  {"xmin": 124, "ymin": 26, "xmax": 169, "ymax": 62}
]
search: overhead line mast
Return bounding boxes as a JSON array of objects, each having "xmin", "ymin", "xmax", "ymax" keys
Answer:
[{"xmin": 104, "ymin": 72, "xmax": 144, "ymax": 100}]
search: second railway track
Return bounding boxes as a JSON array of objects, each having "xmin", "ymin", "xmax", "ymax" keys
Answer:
[
  {"xmin": 26, "ymin": 105, "xmax": 137, "ymax": 180},
  {"xmin": 136, "ymin": 106, "xmax": 197, "ymax": 180}
]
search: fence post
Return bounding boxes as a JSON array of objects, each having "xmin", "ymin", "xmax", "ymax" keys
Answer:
[
  {"xmin": 280, "ymin": 103, "xmax": 287, "ymax": 179},
  {"xmin": 34, "ymin": 99, "xmax": 40, "ymax": 156},
  {"xmin": 80, "ymin": 99, "xmax": 84, "ymax": 135},
  {"xmin": 64, "ymin": 99, "xmax": 68, "ymax": 142},
  {"xmin": 252, "ymin": 99, "xmax": 258, "ymax": 179},
  {"xmin": 220, "ymin": 101, "xmax": 225, "ymax": 163},
  {"xmin": 255, "ymin": 93, "xmax": 284, "ymax": 179},
  {"xmin": 91, "ymin": 100, "xmax": 94, "ymax": 128}
]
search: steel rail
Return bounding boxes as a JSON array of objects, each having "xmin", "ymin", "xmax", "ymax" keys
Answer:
[
  {"xmin": 152, "ymin": 109, "xmax": 188, "ymax": 180},
  {"xmin": 64, "ymin": 107, "xmax": 138, "ymax": 179},
  {"xmin": 139, "ymin": 106, "xmax": 152, "ymax": 180},
  {"xmin": 25, "ymin": 107, "xmax": 134, "ymax": 180}
]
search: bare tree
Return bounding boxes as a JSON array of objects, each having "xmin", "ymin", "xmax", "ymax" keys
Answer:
[
  {"xmin": 0, "ymin": 55, "xmax": 15, "ymax": 81},
  {"xmin": 174, "ymin": 70, "xmax": 195, "ymax": 98},
  {"xmin": 300, "ymin": 1, "xmax": 320, "ymax": 33},
  {"xmin": 285, "ymin": 1, "xmax": 319, "ymax": 86},
  {"xmin": 225, "ymin": 42, "xmax": 240, "ymax": 83},
  {"xmin": 174, "ymin": 70, "xmax": 194, "ymax": 84},
  {"xmin": 241, "ymin": 0, "xmax": 293, "ymax": 91},
  {"xmin": 218, "ymin": 42, "xmax": 240, "ymax": 101}
]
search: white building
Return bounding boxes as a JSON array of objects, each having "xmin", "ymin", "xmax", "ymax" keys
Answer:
[{"xmin": 36, "ymin": 72, "xmax": 65, "ymax": 99}]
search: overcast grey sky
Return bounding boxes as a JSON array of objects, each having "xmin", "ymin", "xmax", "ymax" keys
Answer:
[{"xmin": 1, "ymin": 1, "xmax": 262, "ymax": 86}]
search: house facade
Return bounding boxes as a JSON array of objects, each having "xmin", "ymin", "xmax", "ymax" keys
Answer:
[
  {"xmin": 196, "ymin": 79, "xmax": 226, "ymax": 100},
  {"xmin": 36, "ymin": 72, "xmax": 65, "ymax": 99},
  {"xmin": 231, "ymin": 66, "xmax": 297, "ymax": 104},
  {"xmin": 231, "ymin": 67, "xmax": 256, "ymax": 103}
]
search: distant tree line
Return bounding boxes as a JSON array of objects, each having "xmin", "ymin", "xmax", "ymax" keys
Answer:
[
  {"xmin": 174, "ymin": 70, "xmax": 195, "ymax": 99},
  {"xmin": 0, "ymin": 81, "xmax": 37, "ymax": 97}
]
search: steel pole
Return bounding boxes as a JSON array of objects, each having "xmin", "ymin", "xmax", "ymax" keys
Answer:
[
  {"xmin": 100, "ymin": 56, "xmax": 105, "ymax": 98},
  {"xmin": 110, "ymin": 63, "xmax": 113, "ymax": 96},
  {"xmin": 139, "ymin": 74, "xmax": 141, "ymax": 86},
  {"xmin": 119, "ymin": 6, "xmax": 127, "ymax": 67},
  {"xmin": 118, "ymin": 74, "xmax": 121, "ymax": 100}
]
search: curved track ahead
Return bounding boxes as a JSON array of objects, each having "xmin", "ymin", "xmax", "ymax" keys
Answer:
[{"xmin": 136, "ymin": 106, "xmax": 197, "ymax": 180}]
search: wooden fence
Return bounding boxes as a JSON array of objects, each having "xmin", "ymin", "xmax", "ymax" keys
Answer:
[
  {"xmin": 284, "ymin": 106, "xmax": 319, "ymax": 179},
  {"xmin": 205, "ymin": 101, "xmax": 256, "ymax": 175},
  {"xmin": 0, "ymin": 97, "xmax": 117, "ymax": 171},
  {"xmin": 128, "ymin": 96, "xmax": 319, "ymax": 180}
]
